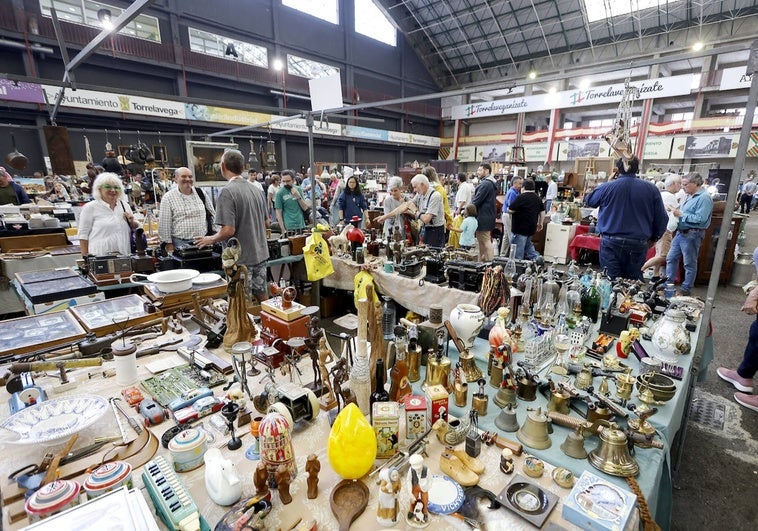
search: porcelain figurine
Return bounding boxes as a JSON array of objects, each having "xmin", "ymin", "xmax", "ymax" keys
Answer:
[
  {"xmin": 406, "ymin": 454, "xmax": 430, "ymax": 528},
  {"xmin": 305, "ymin": 454, "xmax": 320, "ymax": 499},
  {"xmin": 376, "ymin": 467, "xmax": 401, "ymax": 527},
  {"xmin": 204, "ymin": 448, "xmax": 242, "ymax": 506}
]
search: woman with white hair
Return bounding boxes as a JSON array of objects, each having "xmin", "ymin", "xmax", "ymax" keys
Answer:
[
  {"xmin": 374, "ymin": 176, "xmax": 407, "ymax": 239},
  {"xmin": 78, "ymin": 172, "xmax": 139, "ymax": 256}
]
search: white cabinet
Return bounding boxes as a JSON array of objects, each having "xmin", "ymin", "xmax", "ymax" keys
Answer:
[{"xmin": 544, "ymin": 223, "xmax": 577, "ymax": 264}]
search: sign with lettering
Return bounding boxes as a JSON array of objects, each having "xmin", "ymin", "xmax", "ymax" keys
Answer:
[
  {"xmin": 451, "ymin": 75, "xmax": 694, "ymax": 120},
  {"xmin": 719, "ymin": 67, "xmax": 752, "ymax": 91}
]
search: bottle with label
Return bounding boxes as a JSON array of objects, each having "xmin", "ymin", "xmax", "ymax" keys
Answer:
[
  {"xmin": 388, "ymin": 334, "xmax": 412, "ymax": 403},
  {"xmin": 580, "ymin": 273, "xmax": 601, "ymax": 323},
  {"xmin": 370, "ymin": 358, "xmax": 390, "ymax": 421}
]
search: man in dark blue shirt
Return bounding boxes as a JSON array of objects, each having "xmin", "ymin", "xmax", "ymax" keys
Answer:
[{"xmin": 584, "ymin": 157, "xmax": 668, "ymax": 280}]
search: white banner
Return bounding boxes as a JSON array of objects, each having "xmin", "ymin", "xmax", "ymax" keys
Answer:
[
  {"xmin": 524, "ymin": 143, "xmax": 548, "ymax": 162},
  {"xmin": 456, "ymin": 146, "xmax": 477, "ymax": 162},
  {"xmin": 272, "ymin": 117, "xmax": 342, "ymax": 136},
  {"xmin": 643, "ymin": 137, "xmax": 674, "ymax": 159},
  {"xmin": 720, "ymin": 67, "xmax": 753, "ymax": 91},
  {"xmin": 451, "ymin": 74, "xmax": 694, "ymax": 120},
  {"xmin": 43, "ymin": 85, "xmax": 123, "ymax": 113}
]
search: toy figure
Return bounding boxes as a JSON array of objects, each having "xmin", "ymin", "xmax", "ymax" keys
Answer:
[
  {"xmin": 305, "ymin": 454, "xmax": 320, "ymax": 499},
  {"xmin": 275, "ymin": 464, "xmax": 292, "ymax": 504},
  {"xmin": 406, "ymin": 454, "xmax": 430, "ymax": 528},
  {"xmin": 253, "ymin": 462, "xmax": 269, "ymax": 497},
  {"xmin": 377, "ymin": 467, "xmax": 401, "ymax": 527},
  {"xmin": 317, "ymin": 337, "xmax": 336, "ymax": 404}
]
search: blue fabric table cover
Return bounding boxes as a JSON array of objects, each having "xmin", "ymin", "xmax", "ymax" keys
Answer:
[{"xmin": 443, "ymin": 323, "xmax": 700, "ymax": 531}]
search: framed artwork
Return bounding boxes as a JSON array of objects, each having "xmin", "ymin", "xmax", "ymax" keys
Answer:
[
  {"xmin": 186, "ymin": 140, "xmax": 238, "ymax": 187},
  {"xmin": 152, "ymin": 144, "xmax": 168, "ymax": 163}
]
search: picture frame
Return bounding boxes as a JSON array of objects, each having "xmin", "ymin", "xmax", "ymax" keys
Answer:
[
  {"xmin": 186, "ymin": 140, "xmax": 238, "ymax": 187},
  {"xmin": 117, "ymin": 145, "xmax": 131, "ymax": 159}
]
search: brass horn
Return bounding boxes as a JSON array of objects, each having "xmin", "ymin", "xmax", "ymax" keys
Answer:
[{"xmin": 587, "ymin": 421, "xmax": 639, "ymax": 477}]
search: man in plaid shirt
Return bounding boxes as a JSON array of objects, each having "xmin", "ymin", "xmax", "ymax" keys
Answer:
[{"xmin": 158, "ymin": 167, "xmax": 215, "ymax": 254}]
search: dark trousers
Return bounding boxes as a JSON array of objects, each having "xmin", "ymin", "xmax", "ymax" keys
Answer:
[
  {"xmin": 599, "ymin": 236, "xmax": 648, "ymax": 281},
  {"xmin": 421, "ymin": 225, "xmax": 445, "ymax": 249},
  {"xmin": 739, "ymin": 318, "xmax": 758, "ymax": 379},
  {"xmin": 740, "ymin": 194, "xmax": 753, "ymax": 214}
]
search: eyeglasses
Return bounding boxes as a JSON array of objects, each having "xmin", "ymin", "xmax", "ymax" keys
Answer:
[{"xmin": 100, "ymin": 184, "xmax": 120, "ymax": 191}]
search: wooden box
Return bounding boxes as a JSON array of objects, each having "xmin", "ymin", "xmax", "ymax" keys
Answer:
[
  {"xmin": 404, "ymin": 395, "xmax": 428, "ymax": 440},
  {"xmin": 260, "ymin": 311, "xmax": 309, "ymax": 341},
  {"xmin": 0, "ymin": 310, "xmax": 86, "ymax": 359},
  {"xmin": 69, "ymin": 294, "xmax": 162, "ymax": 336},
  {"xmin": 142, "ymin": 278, "xmax": 227, "ymax": 312},
  {"xmin": 372, "ymin": 401, "xmax": 400, "ymax": 459},
  {"xmin": 260, "ymin": 297, "xmax": 305, "ymax": 322},
  {"xmin": 0, "ymin": 232, "xmax": 69, "ymax": 252},
  {"xmin": 425, "ymin": 384, "xmax": 449, "ymax": 425}
]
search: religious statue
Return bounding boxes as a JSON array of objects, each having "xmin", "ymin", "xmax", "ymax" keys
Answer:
[
  {"xmin": 305, "ymin": 454, "xmax": 320, "ymax": 500},
  {"xmin": 376, "ymin": 467, "xmax": 401, "ymax": 527},
  {"xmin": 253, "ymin": 461, "xmax": 269, "ymax": 498},
  {"xmin": 275, "ymin": 464, "xmax": 292, "ymax": 505},
  {"xmin": 406, "ymin": 454, "xmax": 430, "ymax": 528}
]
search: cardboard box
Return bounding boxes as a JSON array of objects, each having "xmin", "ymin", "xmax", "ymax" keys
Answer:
[
  {"xmin": 561, "ymin": 471, "xmax": 637, "ymax": 531},
  {"xmin": 425, "ymin": 384, "xmax": 449, "ymax": 425},
  {"xmin": 404, "ymin": 395, "xmax": 427, "ymax": 440},
  {"xmin": 23, "ymin": 292, "xmax": 105, "ymax": 316},
  {"xmin": 372, "ymin": 401, "xmax": 399, "ymax": 459}
]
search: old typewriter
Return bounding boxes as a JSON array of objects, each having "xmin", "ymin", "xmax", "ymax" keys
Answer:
[
  {"xmin": 142, "ymin": 455, "xmax": 208, "ymax": 531},
  {"xmin": 171, "ymin": 245, "xmax": 221, "ymax": 272}
]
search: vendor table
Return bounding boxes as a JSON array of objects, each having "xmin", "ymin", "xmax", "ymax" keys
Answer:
[
  {"xmin": 0, "ymin": 330, "xmax": 616, "ymax": 531},
  {"xmin": 323, "ymin": 256, "xmax": 478, "ymax": 319},
  {"xmin": 568, "ymin": 233, "xmax": 656, "ymax": 263}
]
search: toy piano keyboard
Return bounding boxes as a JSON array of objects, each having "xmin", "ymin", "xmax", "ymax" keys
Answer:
[{"xmin": 142, "ymin": 456, "xmax": 210, "ymax": 531}]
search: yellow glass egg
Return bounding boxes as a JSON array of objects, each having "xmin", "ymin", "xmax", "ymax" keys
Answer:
[{"xmin": 328, "ymin": 403, "xmax": 377, "ymax": 479}]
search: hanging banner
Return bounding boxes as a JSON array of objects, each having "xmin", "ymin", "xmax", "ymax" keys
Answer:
[
  {"xmin": 555, "ymin": 140, "xmax": 603, "ymax": 161},
  {"xmin": 0, "ymin": 78, "xmax": 45, "ymax": 104},
  {"xmin": 451, "ymin": 74, "xmax": 694, "ymax": 120},
  {"xmin": 479, "ymin": 144, "xmax": 508, "ymax": 162},
  {"xmin": 272, "ymin": 117, "xmax": 342, "ymax": 136},
  {"xmin": 643, "ymin": 137, "xmax": 674, "ymax": 159},
  {"xmin": 720, "ymin": 67, "xmax": 753, "ymax": 91},
  {"xmin": 344, "ymin": 125, "xmax": 388, "ymax": 141},
  {"xmin": 456, "ymin": 146, "xmax": 477, "ymax": 162},
  {"xmin": 523, "ymin": 143, "xmax": 548, "ymax": 162},
  {"xmin": 671, "ymin": 134, "xmax": 740, "ymax": 159}
]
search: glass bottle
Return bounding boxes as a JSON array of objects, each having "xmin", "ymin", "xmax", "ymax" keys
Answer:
[
  {"xmin": 367, "ymin": 229, "xmax": 381, "ymax": 257},
  {"xmin": 369, "ymin": 358, "xmax": 389, "ymax": 421},
  {"xmin": 580, "ymin": 273, "xmax": 601, "ymax": 323},
  {"xmin": 381, "ymin": 296, "xmax": 396, "ymax": 341},
  {"xmin": 599, "ymin": 268, "xmax": 613, "ymax": 312},
  {"xmin": 504, "ymin": 244, "xmax": 518, "ymax": 282},
  {"xmin": 389, "ymin": 335, "xmax": 412, "ymax": 403}
]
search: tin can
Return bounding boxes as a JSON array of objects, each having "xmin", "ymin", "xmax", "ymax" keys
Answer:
[
  {"xmin": 168, "ymin": 428, "xmax": 208, "ymax": 472},
  {"xmin": 664, "ymin": 283, "xmax": 676, "ymax": 299},
  {"xmin": 425, "ymin": 384, "xmax": 449, "ymax": 425},
  {"xmin": 372, "ymin": 401, "xmax": 400, "ymax": 458},
  {"xmin": 404, "ymin": 395, "xmax": 427, "ymax": 440}
]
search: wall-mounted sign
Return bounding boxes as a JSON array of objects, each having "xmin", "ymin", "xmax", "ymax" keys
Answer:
[
  {"xmin": 456, "ymin": 145, "xmax": 477, "ymax": 162},
  {"xmin": 643, "ymin": 137, "xmax": 674, "ymax": 159},
  {"xmin": 720, "ymin": 67, "xmax": 752, "ymax": 91}
]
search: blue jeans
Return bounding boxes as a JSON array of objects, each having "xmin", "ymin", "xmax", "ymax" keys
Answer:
[
  {"xmin": 511, "ymin": 233, "xmax": 540, "ymax": 260},
  {"xmin": 739, "ymin": 318, "xmax": 758, "ymax": 379},
  {"xmin": 545, "ymin": 199, "xmax": 552, "ymax": 213},
  {"xmin": 665, "ymin": 229, "xmax": 705, "ymax": 293},
  {"xmin": 599, "ymin": 236, "xmax": 648, "ymax": 280}
]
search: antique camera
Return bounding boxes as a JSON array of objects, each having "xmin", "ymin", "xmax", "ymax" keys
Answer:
[{"xmin": 89, "ymin": 255, "xmax": 133, "ymax": 276}]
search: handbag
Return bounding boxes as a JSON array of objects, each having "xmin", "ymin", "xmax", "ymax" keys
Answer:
[
  {"xmin": 120, "ymin": 201, "xmax": 146, "ymax": 254},
  {"xmin": 195, "ymin": 187, "xmax": 216, "ymax": 236}
]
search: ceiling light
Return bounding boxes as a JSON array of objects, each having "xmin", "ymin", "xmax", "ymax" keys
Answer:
[
  {"xmin": 692, "ymin": 41, "xmax": 704, "ymax": 51},
  {"xmin": 528, "ymin": 71, "xmax": 537, "ymax": 80},
  {"xmin": 97, "ymin": 8, "xmax": 113, "ymax": 30},
  {"xmin": 273, "ymin": 59, "xmax": 284, "ymax": 71},
  {"xmin": 579, "ymin": 79, "xmax": 591, "ymax": 90},
  {"xmin": 548, "ymin": 86, "xmax": 557, "ymax": 94}
]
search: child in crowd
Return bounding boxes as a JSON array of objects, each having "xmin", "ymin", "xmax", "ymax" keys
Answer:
[{"xmin": 450, "ymin": 204, "xmax": 478, "ymax": 251}]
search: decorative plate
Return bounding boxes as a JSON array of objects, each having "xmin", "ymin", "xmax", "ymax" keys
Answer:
[
  {"xmin": 427, "ymin": 475, "xmax": 464, "ymax": 514},
  {"xmin": 0, "ymin": 395, "xmax": 109, "ymax": 445},
  {"xmin": 192, "ymin": 273, "xmax": 222, "ymax": 285}
]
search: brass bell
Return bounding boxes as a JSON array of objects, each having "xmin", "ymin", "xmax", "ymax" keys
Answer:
[
  {"xmin": 560, "ymin": 428, "xmax": 588, "ymax": 459},
  {"xmin": 489, "ymin": 361, "xmax": 504, "ymax": 389},
  {"xmin": 494, "ymin": 404, "xmax": 519, "ymax": 432},
  {"xmin": 588, "ymin": 422, "xmax": 639, "ymax": 477},
  {"xmin": 574, "ymin": 363, "xmax": 593, "ymax": 390},
  {"xmin": 517, "ymin": 407, "xmax": 552, "ymax": 450},
  {"xmin": 493, "ymin": 385, "xmax": 517, "ymax": 410},
  {"xmin": 459, "ymin": 351, "xmax": 483, "ymax": 382}
]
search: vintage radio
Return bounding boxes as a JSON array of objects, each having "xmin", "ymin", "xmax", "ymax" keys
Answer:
[
  {"xmin": 446, "ymin": 260, "xmax": 487, "ymax": 292},
  {"xmin": 424, "ymin": 255, "xmax": 447, "ymax": 284},
  {"xmin": 89, "ymin": 255, "xmax": 133, "ymax": 277}
]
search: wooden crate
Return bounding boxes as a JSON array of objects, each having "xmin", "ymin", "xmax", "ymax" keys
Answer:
[
  {"xmin": 69, "ymin": 294, "xmax": 162, "ymax": 336},
  {"xmin": 0, "ymin": 233, "xmax": 69, "ymax": 252},
  {"xmin": 0, "ymin": 310, "xmax": 86, "ymax": 359}
]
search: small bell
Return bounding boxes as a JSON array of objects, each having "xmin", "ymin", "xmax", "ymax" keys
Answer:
[
  {"xmin": 560, "ymin": 428, "xmax": 588, "ymax": 459},
  {"xmin": 494, "ymin": 404, "xmax": 519, "ymax": 432},
  {"xmin": 588, "ymin": 422, "xmax": 639, "ymax": 477},
  {"xmin": 493, "ymin": 385, "xmax": 517, "ymax": 410},
  {"xmin": 517, "ymin": 407, "xmax": 552, "ymax": 450},
  {"xmin": 574, "ymin": 363, "xmax": 594, "ymax": 391}
]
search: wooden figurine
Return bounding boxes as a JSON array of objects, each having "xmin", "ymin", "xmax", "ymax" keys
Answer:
[
  {"xmin": 253, "ymin": 461, "xmax": 269, "ymax": 497},
  {"xmin": 275, "ymin": 464, "xmax": 292, "ymax": 505},
  {"xmin": 305, "ymin": 454, "xmax": 320, "ymax": 499},
  {"xmin": 317, "ymin": 336, "xmax": 337, "ymax": 409}
]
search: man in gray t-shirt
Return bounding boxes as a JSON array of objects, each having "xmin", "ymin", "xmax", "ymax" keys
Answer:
[{"xmin": 195, "ymin": 149, "xmax": 269, "ymax": 300}]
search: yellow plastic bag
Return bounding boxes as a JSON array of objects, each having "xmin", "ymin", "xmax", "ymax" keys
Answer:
[
  {"xmin": 303, "ymin": 231, "xmax": 334, "ymax": 281},
  {"xmin": 353, "ymin": 270, "xmax": 379, "ymax": 306}
]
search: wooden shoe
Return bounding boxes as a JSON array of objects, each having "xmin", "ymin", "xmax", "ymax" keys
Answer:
[
  {"xmin": 439, "ymin": 451, "xmax": 479, "ymax": 486},
  {"xmin": 449, "ymin": 447, "xmax": 485, "ymax": 475}
]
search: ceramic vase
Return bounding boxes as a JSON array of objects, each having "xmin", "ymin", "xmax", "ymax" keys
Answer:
[
  {"xmin": 450, "ymin": 304, "xmax": 486, "ymax": 350},
  {"xmin": 649, "ymin": 309, "xmax": 690, "ymax": 363}
]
